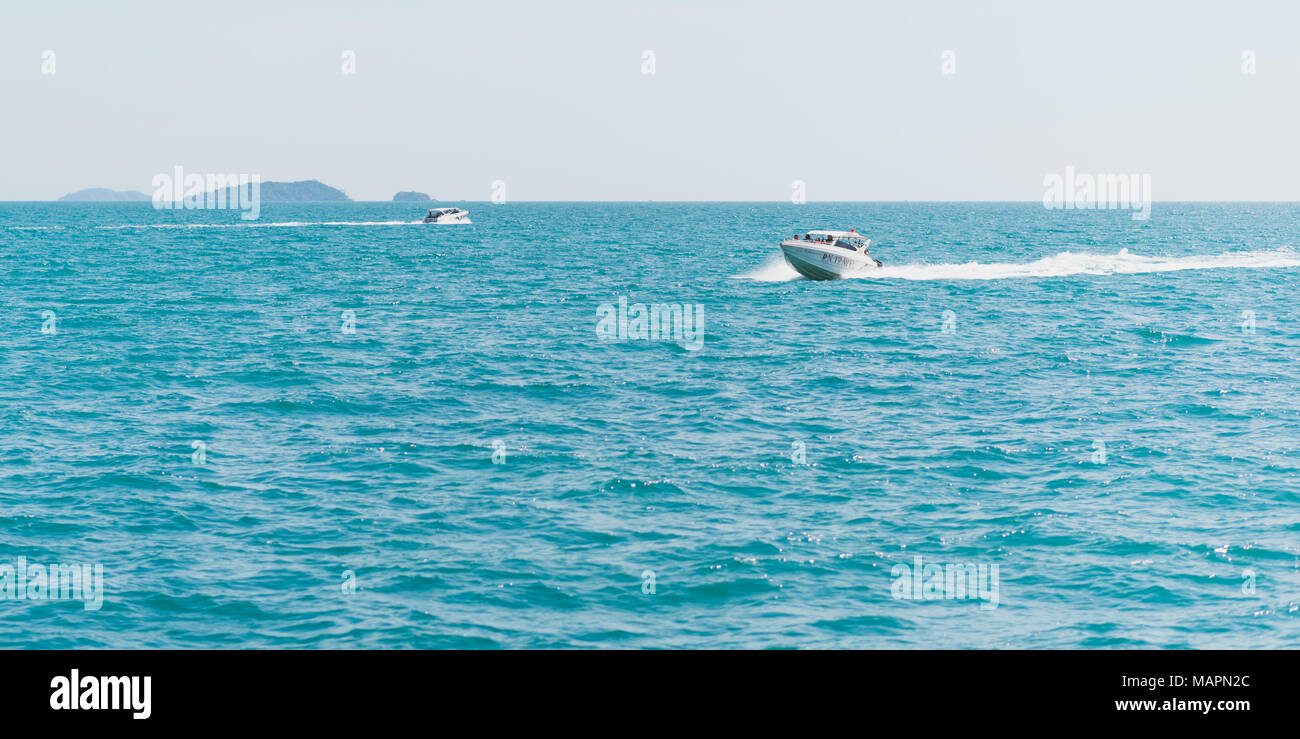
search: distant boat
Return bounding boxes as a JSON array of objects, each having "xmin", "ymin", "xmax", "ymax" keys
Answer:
[
  {"xmin": 779, "ymin": 230, "xmax": 882, "ymax": 280},
  {"xmin": 423, "ymin": 207, "xmax": 471, "ymax": 224}
]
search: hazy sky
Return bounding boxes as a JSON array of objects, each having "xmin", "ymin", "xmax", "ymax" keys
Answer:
[{"xmin": 2, "ymin": 0, "xmax": 1298, "ymax": 201}]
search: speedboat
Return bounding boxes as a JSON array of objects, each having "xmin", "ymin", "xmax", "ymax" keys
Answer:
[
  {"xmin": 423, "ymin": 207, "xmax": 471, "ymax": 224},
  {"xmin": 779, "ymin": 230, "xmax": 882, "ymax": 280}
]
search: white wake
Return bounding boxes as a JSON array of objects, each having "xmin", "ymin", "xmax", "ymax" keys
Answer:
[
  {"xmin": 94, "ymin": 221, "xmax": 425, "ymax": 230},
  {"xmin": 736, "ymin": 248, "xmax": 1300, "ymax": 282}
]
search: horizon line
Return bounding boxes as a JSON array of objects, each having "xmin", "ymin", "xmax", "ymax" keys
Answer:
[{"xmin": 8, "ymin": 199, "xmax": 1300, "ymax": 204}]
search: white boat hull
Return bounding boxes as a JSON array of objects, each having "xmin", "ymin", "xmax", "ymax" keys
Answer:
[
  {"xmin": 423, "ymin": 209, "xmax": 471, "ymax": 224},
  {"xmin": 780, "ymin": 240, "xmax": 880, "ymax": 280}
]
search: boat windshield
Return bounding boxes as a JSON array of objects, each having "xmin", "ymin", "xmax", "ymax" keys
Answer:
[{"xmin": 797, "ymin": 232, "xmax": 866, "ymax": 250}]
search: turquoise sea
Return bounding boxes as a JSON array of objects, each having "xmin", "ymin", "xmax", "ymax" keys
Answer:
[{"xmin": 2, "ymin": 201, "xmax": 1299, "ymax": 648}]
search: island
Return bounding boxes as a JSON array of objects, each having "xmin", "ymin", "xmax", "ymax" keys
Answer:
[
  {"xmin": 392, "ymin": 191, "xmax": 432, "ymax": 202},
  {"xmin": 238, "ymin": 179, "xmax": 351, "ymax": 201},
  {"xmin": 59, "ymin": 179, "xmax": 354, "ymax": 203},
  {"xmin": 58, "ymin": 188, "xmax": 150, "ymax": 202}
]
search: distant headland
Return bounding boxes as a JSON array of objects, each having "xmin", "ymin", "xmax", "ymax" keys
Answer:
[
  {"xmin": 57, "ymin": 179, "xmax": 354, "ymax": 202},
  {"xmin": 58, "ymin": 188, "xmax": 150, "ymax": 202},
  {"xmin": 55, "ymin": 181, "xmax": 441, "ymax": 203}
]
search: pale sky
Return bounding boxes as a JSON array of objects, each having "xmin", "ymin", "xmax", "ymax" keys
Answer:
[{"xmin": 2, "ymin": 0, "xmax": 1298, "ymax": 201}]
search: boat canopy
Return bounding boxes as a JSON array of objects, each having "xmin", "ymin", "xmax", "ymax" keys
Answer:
[{"xmin": 805, "ymin": 230, "xmax": 865, "ymax": 239}]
